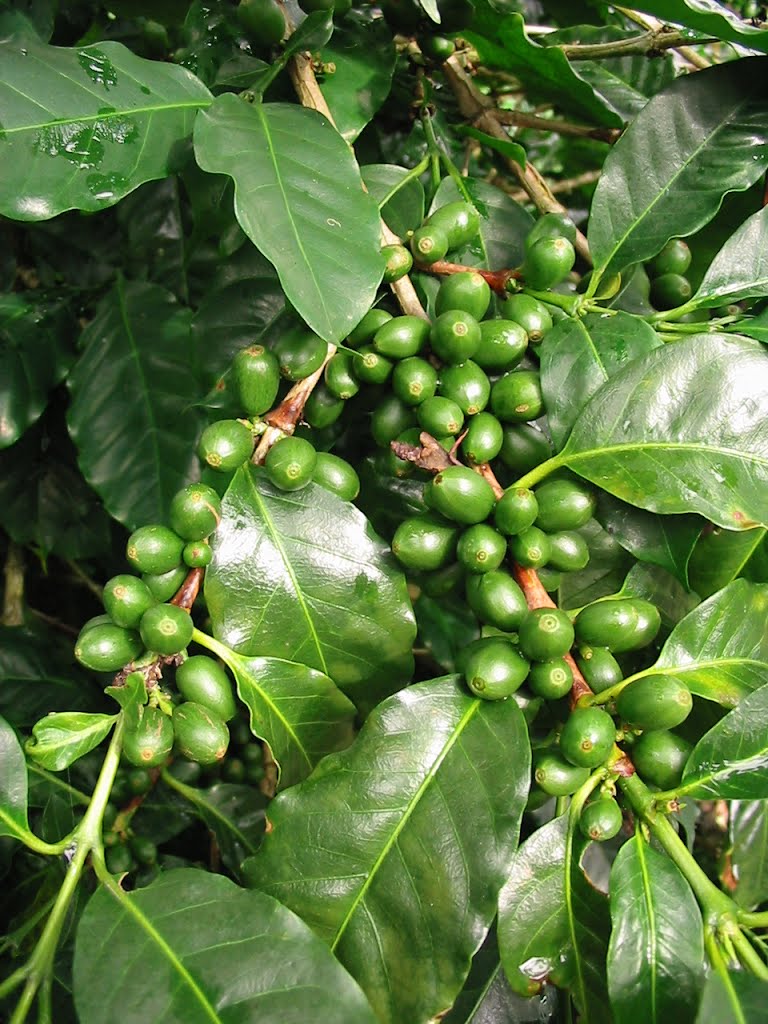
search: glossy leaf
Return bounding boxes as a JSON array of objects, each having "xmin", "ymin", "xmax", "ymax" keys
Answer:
[
  {"xmin": 0, "ymin": 293, "xmax": 74, "ymax": 449},
  {"xmin": 607, "ymin": 836, "xmax": 705, "ymax": 1024},
  {"xmin": 194, "ymin": 94, "xmax": 383, "ymax": 342},
  {"xmin": 0, "ymin": 715, "xmax": 32, "ymax": 843},
  {"xmin": 466, "ymin": 14, "xmax": 623, "ymax": 127},
  {"xmin": 319, "ymin": 12, "xmax": 395, "ymax": 143},
  {"xmin": 566, "ymin": 829, "xmax": 612, "ymax": 1024},
  {"xmin": 499, "ymin": 815, "xmax": 570, "ymax": 998},
  {"xmin": 205, "ymin": 465, "xmax": 415, "ymax": 714},
  {"xmin": 25, "ymin": 712, "xmax": 117, "ymax": 771},
  {"xmin": 695, "ymin": 970, "xmax": 768, "ymax": 1024},
  {"xmin": 630, "ymin": 1, "xmax": 768, "ymax": 54},
  {"xmin": 556, "ymin": 334, "xmax": 768, "ymax": 530},
  {"xmin": 362, "ymin": 163, "xmax": 425, "ymax": 238},
  {"xmin": 628, "ymin": 580, "xmax": 768, "ymax": 708},
  {"xmin": 194, "ymin": 630, "xmax": 356, "ymax": 790},
  {"xmin": 243, "ymin": 677, "xmax": 530, "ymax": 1024},
  {"xmin": 688, "ymin": 527, "xmax": 767, "ymax": 599},
  {"xmin": 0, "ymin": 32, "xmax": 212, "ymax": 220},
  {"xmin": 458, "ymin": 126, "xmax": 526, "ymax": 170},
  {"xmin": 539, "ymin": 311, "xmax": 661, "ymax": 450},
  {"xmin": 588, "ymin": 58, "xmax": 768, "ymax": 278},
  {"xmin": 67, "ymin": 279, "xmax": 203, "ymax": 530},
  {"xmin": 73, "ymin": 868, "xmax": 378, "ymax": 1024},
  {"xmin": 681, "ymin": 683, "xmax": 768, "ymax": 799},
  {"xmin": 688, "ymin": 206, "xmax": 768, "ymax": 310},
  {"xmin": 737, "ymin": 309, "xmax": 768, "ymax": 346},
  {"xmin": 618, "ymin": 563, "xmax": 699, "ymax": 633},
  {"xmin": 559, "ymin": 520, "xmax": 635, "ymax": 611},
  {"xmin": 730, "ymin": 801, "xmax": 768, "ymax": 911}
]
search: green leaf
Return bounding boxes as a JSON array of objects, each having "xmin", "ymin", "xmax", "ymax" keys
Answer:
[
  {"xmin": 559, "ymin": 519, "xmax": 635, "ymax": 611},
  {"xmin": 588, "ymin": 58, "xmax": 768, "ymax": 278},
  {"xmin": 319, "ymin": 12, "xmax": 396, "ymax": 143},
  {"xmin": 457, "ymin": 125, "xmax": 527, "ymax": 169},
  {"xmin": 25, "ymin": 711, "xmax": 117, "ymax": 771},
  {"xmin": 688, "ymin": 206, "xmax": 768, "ymax": 311},
  {"xmin": 539, "ymin": 311, "xmax": 661, "ymax": 450},
  {"xmin": 729, "ymin": 801, "xmax": 768, "ymax": 911},
  {"xmin": 281, "ymin": 10, "xmax": 335, "ymax": 59},
  {"xmin": 627, "ymin": 580, "xmax": 768, "ymax": 708},
  {"xmin": 498, "ymin": 815, "xmax": 570, "ymax": 997},
  {"xmin": 555, "ymin": 334, "xmax": 768, "ymax": 531},
  {"xmin": 681, "ymin": 682, "xmax": 768, "ymax": 798},
  {"xmin": 695, "ymin": 970, "xmax": 768, "ymax": 1024},
  {"xmin": 193, "ymin": 95, "xmax": 383, "ymax": 342},
  {"xmin": 607, "ymin": 836, "xmax": 705, "ymax": 1024},
  {"xmin": 205, "ymin": 465, "xmax": 416, "ymax": 714},
  {"xmin": 194, "ymin": 631, "xmax": 356, "ymax": 790},
  {"xmin": 67, "ymin": 278, "xmax": 204, "ymax": 530},
  {"xmin": 566, "ymin": 828, "xmax": 612, "ymax": 1024},
  {"xmin": 105, "ymin": 671, "xmax": 147, "ymax": 729},
  {"xmin": 618, "ymin": 563, "xmax": 699, "ymax": 633},
  {"xmin": 73, "ymin": 868, "xmax": 378, "ymax": 1024},
  {"xmin": 362, "ymin": 163, "xmax": 425, "ymax": 238},
  {"xmin": 688, "ymin": 527, "xmax": 768, "ymax": 599},
  {"xmin": 737, "ymin": 309, "xmax": 768, "ymax": 345},
  {"xmin": 243, "ymin": 677, "xmax": 530, "ymax": 1024},
  {"xmin": 629, "ymin": 1, "xmax": 768, "ymax": 55},
  {"xmin": 0, "ymin": 714, "xmax": 33, "ymax": 843},
  {"xmin": 466, "ymin": 14, "xmax": 623, "ymax": 128},
  {"xmin": 0, "ymin": 293, "xmax": 74, "ymax": 449},
  {"xmin": 0, "ymin": 34, "xmax": 212, "ymax": 220}
]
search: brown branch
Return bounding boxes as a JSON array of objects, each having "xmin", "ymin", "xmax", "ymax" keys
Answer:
[
  {"xmin": 416, "ymin": 259, "xmax": 520, "ymax": 295},
  {"xmin": 2, "ymin": 541, "xmax": 24, "ymax": 627},
  {"xmin": 558, "ymin": 29, "xmax": 715, "ymax": 61},
  {"xmin": 614, "ymin": 6, "xmax": 712, "ymax": 69},
  {"xmin": 170, "ymin": 567, "xmax": 204, "ymax": 610},
  {"xmin": 494, "ymin": 168, "xmax": 602, "ymax": 204},
  {"xmin": 495, "ymin": 108, "xmax": 620, "ymax": 144}
]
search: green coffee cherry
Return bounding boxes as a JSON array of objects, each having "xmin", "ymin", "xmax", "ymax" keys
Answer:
[
  {"xmin": 491, "ymin": 370, "xmax": 544, "ymax": 423},
  {"xmin": 122, "ymin": 707, "xmax": 174, "ymax": 767},
  {"xmin": 435, "ymin": 272, "xmax": 491, "ymax": 320},
  {"xmin": 631, "ymin": 730, "xmax": 693, "ymax": 789},
  {"xmin": 130, "ymin": 835, "xmax": 158, "ymax": 866},
  {"xmin": 473, "ymin": 320, "xmax": 528, "ymax": 373},
  {"xmin": 494, "ymin": 487, "xmax": 539, "ymax": 536},
  {"xmin": 142, "ymin": 566, "xmax": 188, "ymax": 602},
  {"xmin": 381, "ymin": 243, "xmax": 413, "ymax": 283},
  {"xmin": 463, "ymin": 638, "xmax": 530, "ymax": 700},
  {"xmin": 456, "ymin": 523, "xmax": 507, "ymax": 574},
  {"xmin": 521, "ymin": 237, "xmax": 576, "ymax": 291},
  {"xmin": 431, "ymin": 309, "xmax": 482, "ymax": 365},
  {"xmin": 198, "ymin": 419, "xmax": 254, "ymax": 472},
  {"xmin": 580, "ymin": 797, "xmax": 623, "ymax": 842},
  {"xmin": 265, "ymin": 436, "xmax": 317, "ymax": 491},
  {"xmin": 508, "ymin": 526, "xmax": 551, "ymax": 569},
  {"xmin": 183, "ymin": 541, "xmax": 213, "ymax": 568},
  {"xmin": 461, "ymin": 412, "xmax": 503, "ymax": 464},
  {"xmin": 647, "ymin": 239, "xmax": 691, "ymax": 279},
  {"xmin": 528, "ymin": 659, "xmax": 573, "ymax": 700},
  {"xmin": 374, "ymin": 315, "xmax": 431, "ymax": 359},
  {"xmin": 650, "ymin": 273, "xmax": 692, "ymax": 311},
  {"xmin": 353, "ymin": 346, "xmax": 393, "ymax": 385},
  {"xmin": 534, "ymin": 478, "xmax": 596, "ymax": 532},
  {"xmin": 426, "ymin": 201, "xmax": 480, "ymax": 249},
  {"xmin": 526, "ymin": 212, "xmax": 577, "ymax": 248},
  {"xmin": 518, "ymin": 607, "xmax": 575, "ymax": 662},
  {"xmin": 103, "ymin": 575, "xmax": 155, "ymax": 629},
  {"xmin": 499, "ymin": 424, "xmax": 553, "ymax": 475},
  {"xmin": 499, "ymin": 293, "xmax": 553, "ymax": 344},
  {"xmin": 272, "ymin": 327, "xmax": 327, "ymax": 380},
  {"xmin": 616, "ymin": 675, "xmax": 693, "ymax": 731},
  {"xmin": 312, "ymin": 452, "xmax": 360, "ymax": 501},
  {"xmin": 304, "ymin": 383, "xmax": 346, "ymax": 428},
  {"xmin": 425, "ymin": 465, "xmax": 496, "ymax": 525},
  {"xmin": 173, "ymin": 702, "xmax": 230, "ymax": 765},
  {"xmin": 534, "ymin": 751, "xmax": 590, "ymax": 797},
  {"xmin": 169, "ymin": 484, "xmax": 222, "ymax": 541},
  {"xmin": 232, "ymin": 344, "xmax": 280, "ymax": 416},
  {"xmin": 371, "ymin": 395, "xmax": 415, "ymax": 447},
  {"xmin": 547, "ymin": 531, "xmax": 590, "ymax": 572},
  {"xmin": 347, "ymin": 308, "xmax": 393, "ymax": 348},
  {"xmin": 139, "ymin": 604, "xmax": 193, "ymax": 656},
  {"xmin": 126, "ymin": 525, "xmax": 184, "ymax": 575},
  {"xmin": 325, "ymin": 351, "xmax": 359, "ymax": 401},
  {"xmin": 420, "ymin": 33, "xmax": 455, "ymax": 60},
  {"xmin": 465, "ymin": 570, "xmax": 528, "ymax": 632},
  {"xmin": 75, "ymin": 624, "xmax": 143, "ymax": 673},
  {"xmin": 560, "ymin": 707, "xmax": 616, "ymax": 768},
  {"xmin": 438, "ymin": 360, "xmax": 491, "ymax": 416},
  {"xmin": 237, "ymin": 0, "xmax": 285, "ymax": 44},
  {"xmin": 105, "ymin": 844, "xmax": 135, "ymax": 875},
  {"xmin": 128, "ymin": 767, "xmax": 153, "ymax": 794},
  {"xmin": 574, "ymin": 598, "xmax": 660, "ymax": 653},
  {"xmin": 418, "ymin": 396, "xmax": 464, "ymax": 437},
  {"xmin": 80, "ymin": 613, "xmax": 113, "ymax": 634},
  {"xmin": 392, "ymin": 357, "xmax": 439, "ymax": 406},
  {"xmin": 392, "ymin": 514, "xmax": 459, "ymax": 572},
  {"xmin": 410, "ymin": 224, "xmax": 450, "ymax": 264},
  {"xmin": 575, "ymin": 646, "xmax": 623, "ymax": 694},
  {"xmin": 537, "ymin": 568, "xmax": 562, "ymax": 593},
  {"xmin": 176, "ymin": 656, "xmax": 237, "ymax": 722}
]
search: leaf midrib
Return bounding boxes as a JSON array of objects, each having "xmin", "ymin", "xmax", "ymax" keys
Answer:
[
  {"xmin": 563, "ymin": 439, "xmax": 768, "ymax": 468},
  {"xmin": 635, "ymin": 838, "xmax": 659, "ymax": 1022},
  {"xmin": 2, "ymin": 101, "xmax": 212, "ymax": 136}
]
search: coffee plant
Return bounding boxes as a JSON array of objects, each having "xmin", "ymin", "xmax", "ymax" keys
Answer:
[{"xmin": 2, "ymin": 0, "xmax": 768, "ymax": 1020}]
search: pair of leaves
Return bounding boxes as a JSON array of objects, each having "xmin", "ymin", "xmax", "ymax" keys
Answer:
[
  {"xmin": 243, "ymin": 676, "xmax": 530, "ymax": 1024},
  {"xmin": 26, "ymin": 711, "xmax": 117, "ymax": 771}
]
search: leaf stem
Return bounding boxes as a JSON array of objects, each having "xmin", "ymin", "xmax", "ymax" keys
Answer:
[
  {"xmin": 511, "ymin": 455, "xmax": 564, "ymax": 491},
  {"xmin": 376, "ymin": 156, "xmax": 430, "ymax": 214},
  {"xmin": 522, "ymin": 288, "xmax": 584, "ymax": 315}
]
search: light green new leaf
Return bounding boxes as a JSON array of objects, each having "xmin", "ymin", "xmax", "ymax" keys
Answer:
[
  {"xmin": 630, "ymin": 1, "xmax": 768, "ymax": 54},
  {"xmin": 0, "ymin": 32, "xmax": 212, "ymax": 220},
  {"xmin": 0, "ymin": 714, "xmax": 33, "ymax": 843},
  {"xmin": 555, "ymin": 334, "xmax": 768, "ymax": 530},
  {"xmin": 608, "ymin": 837, "xmax": 705, "ymax": 1024},
  {"xmin": 73, "ymin": 869, "xmax": 378, "ymax": 1024},
  {"xmin": 688, "ymin": 206, "xmax": 768, "ymax": 311},
  {"xmin": 194, "ymin": 95, "xmax": 383, "ymax": 342},
  {"xmin": 243, "ymin": 677, "xmax": 530, "ymax": 1024},
  {"xmin": 25, "ymin": 711, "xmax": 117, "ymax": 771},
  {"xmin": 626, "ymin": 580, "xmax": 768, "ymax": 707},
  {"xmin": 67, "ymin": 279, "xmax": 203, "ymax": 530},
  {"xmin": 730, "ymin": 801, "xmax": 768, "ymax": 911},
  {"xmin": 588, "ymin": 58, "xmax": 768, "ymax": 278},
  {"xmin": 193, "ymin": 630, "xmax": 356, "ymax": 791},
  {"xmin": 205, "ymin": 465, "xmax": 415, "ymax": 714}
]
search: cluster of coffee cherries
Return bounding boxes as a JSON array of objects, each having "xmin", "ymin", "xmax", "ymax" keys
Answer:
[{"xmin": 644, "ymin": 237, "xmax": 694, "ymax": 312}]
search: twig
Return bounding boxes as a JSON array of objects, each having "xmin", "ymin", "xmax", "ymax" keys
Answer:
[
  {"xmin": 65, "ymin": 559, "xmax": 104, "ymax": 601},
  {"xmin": 416, "ymin": 259, "xmax": 520, "ymax": 295},
  {"xmin": 495, "ymin": 108, "xmax": 620, "ymax": 143},
  {"xmin": 2, "ymin": 541, "xmax": 24, "ymax": 626},
  {"xmin": 614, "ymin": 6, "xmax": 712, "ymax": 69},
  {"xmin": 492, "ymin": 168, "xmax": 602, "ymax": 203},
  {"xmin": 559, "ymin": 29, "xmax": 715, "ymax": 61}
]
